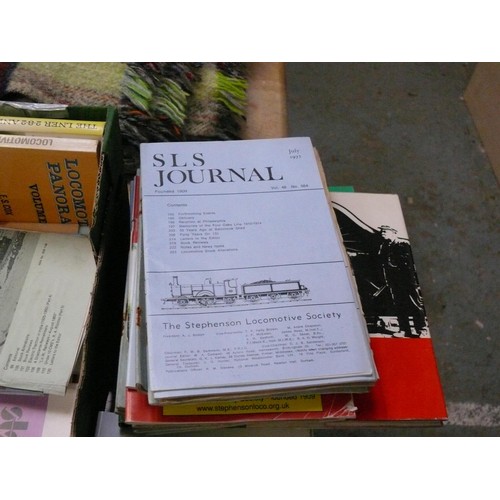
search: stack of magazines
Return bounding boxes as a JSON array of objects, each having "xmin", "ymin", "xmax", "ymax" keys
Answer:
[
  {"xmin": 114, "ymin": 137, "xmax": 381, "ymax": 434},
  {"xmin": 113, "ymin": 136, "xmax": 447, "ymax": 435}
]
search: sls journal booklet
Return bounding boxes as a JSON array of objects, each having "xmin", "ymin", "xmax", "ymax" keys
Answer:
[{"xmin": 140, "ymin": 137, "xmax": 377, "ymax": 403}]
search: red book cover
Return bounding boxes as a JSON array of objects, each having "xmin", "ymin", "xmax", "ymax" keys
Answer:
[
  {"xmin": 331, "ymin": 192, "xmax": 447, "ymax": 425},
  {"xmin": 125, "ymin": 388, "xmax": 356, "ymax": 429}
]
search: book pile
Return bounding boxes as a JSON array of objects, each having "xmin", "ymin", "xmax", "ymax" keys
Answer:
[
  {"xmin": 110, "ymin": 137, "xmax": 374, "ymax": 434},
  {"xmin": 0, "ymin": 102, "xmax": 108, "ymax": 435},
  {"xmin": 112, "ymin": 136, "xmax": 447, "ymax": 435},
  {"xmin": 0, "ymin": 111, "xmax": 104, "ymax": 229}
]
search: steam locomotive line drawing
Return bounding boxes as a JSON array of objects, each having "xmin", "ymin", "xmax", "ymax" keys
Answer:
[{"xmin": 162, "ymin": 276, "xmax": 310, "ymax": 307}]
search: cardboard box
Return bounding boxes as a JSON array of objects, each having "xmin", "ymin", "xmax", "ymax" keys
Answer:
[
  {"xmin": 68, "ymin": 107, "xmax": 130, "ymax": 436},
  {"xmin": 464, "ymin": 62, "xmax": 500, "ymax": 184},
  {"xmin": 0, "ymin": 103, "xmax": 130, "ymax": 436}
]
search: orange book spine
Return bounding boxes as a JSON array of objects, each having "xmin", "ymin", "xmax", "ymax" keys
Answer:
[{"xmin": 0, "ymin": 134, "xmax": 100, "ymax": 225}]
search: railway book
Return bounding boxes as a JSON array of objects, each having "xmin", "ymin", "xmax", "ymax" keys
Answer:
[
  {"xmin": 140, "ymin": 137, "xmax": 378, "ymax": 404},
  {"xmin": 114, "ymin": 172, "xmax": 144, "ymax": 416},
  {"xmin": 0, "ymin": 133, "xmax": 101, "ymax": 225},
  {"xmin": 0, "ymin": 228, "xmax": 96, "ymax": 396},
  {"xmin": 0, "ymin": 115, "xmax": 106, "ymax": 139},
  {"xmin": 123, "ymin": 387, "xmax": 356, "ymax": 434},
  {"xmin": 330, "ymin": 191, "xmax": 447, "ymax": 425}
]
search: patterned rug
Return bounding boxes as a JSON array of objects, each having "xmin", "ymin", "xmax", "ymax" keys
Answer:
[{"xmin": 0, "ymin": 62, "xmax": 248, "ymax": 173}]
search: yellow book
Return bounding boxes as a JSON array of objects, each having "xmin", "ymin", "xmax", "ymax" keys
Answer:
[
  {"xmin": 0, "ymin": 134, "xmax": 101, "ymax": 225},
  {"xmin": 0, "ymin": 115, "xmax": 106, "ymax": 138}
]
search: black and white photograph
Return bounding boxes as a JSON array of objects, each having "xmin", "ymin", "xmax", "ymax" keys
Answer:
[{"xmin": 332, "ymin": 193, "xmax": 429, "ymax": 339}]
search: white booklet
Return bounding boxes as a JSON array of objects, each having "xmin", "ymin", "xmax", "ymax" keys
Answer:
[
  {"xmin": 0, "ymin": 229, "xmax": 96, "ymax": 395},
  {"xmin": 140, "ymin": 137, "xmax": 377, "ymax": 403}
]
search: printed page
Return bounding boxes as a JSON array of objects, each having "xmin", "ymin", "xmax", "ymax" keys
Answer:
[
  {"xmin": 0, "ymin": 230, "xmax": 96, "ymax": 395},
  {"xmin": 140, "ymin": 138, "xmax": 376, "ymax": 401}
]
